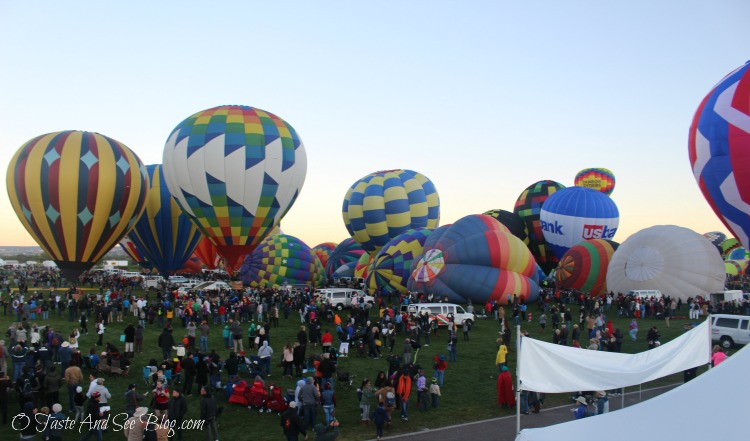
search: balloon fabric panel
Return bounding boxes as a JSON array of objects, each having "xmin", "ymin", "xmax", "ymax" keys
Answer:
[
  {"xmin": 325, "ymin": 238, "xmax": 366, "ymax": 278},
  {"xmin": 366, "ymin": 228, "xmax": 432, "ymax": 294},
  {"xmin": 240, "ymin": 234, "xmax": 325, "ymax": 288},
  {"xmin": 574, "ymin": 168, "xmax": 616, "ymax": 195},
  {"xmin": 513, "ymin": 180, "xmax": 565, "ymax": 275}
]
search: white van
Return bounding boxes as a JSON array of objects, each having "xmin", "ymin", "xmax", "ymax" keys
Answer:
[
  {"xmin": 317, "ymin": 288, "xmax": 374, "ymax": 310},
  {"xmin": 121, "ymin": 272, "xmax": 142, "ymax": 279},
  {"xmin": 143, "ymin": 276, "xmax": 165, "ymax": 289},
  {"xmin": 627, "ymin": 290, "xmax": 663, "ymax": 301},
  {"xmin": 401, "ymin": 303, "xmax": 476, "ymax": 327},
  {"xmin": 168, "ymin": 276, "xmax": 189, "ymax": 285},
  {"xmin": 711, "ymin": 314, "xmax": 750, "ymax": 349}
]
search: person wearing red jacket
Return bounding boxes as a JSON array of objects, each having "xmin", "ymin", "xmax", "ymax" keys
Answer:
[
  {"xmin": 396, "ymin": 368, "xmax": 412, "ymax": 421},
  {"xmin": 433, "ymin": 355, "xmax": 447, "ymax": 386},
  {"xmin": 496, "ymin": 365, "xmax": 515, "ymax": 408}
]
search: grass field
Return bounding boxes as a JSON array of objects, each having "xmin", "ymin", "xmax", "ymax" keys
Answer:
[{"xmin": 0, "ymin": 292, "xmax": 709, "ymax": 441}]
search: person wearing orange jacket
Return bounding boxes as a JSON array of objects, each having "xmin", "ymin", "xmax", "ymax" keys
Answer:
[{"xmin": 396, "ymin": 367, "xmax": 412, "ymax": 422}]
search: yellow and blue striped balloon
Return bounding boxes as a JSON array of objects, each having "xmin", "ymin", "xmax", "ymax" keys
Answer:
[
  {"xmin": 342, "ymin": 169, "xmax": 440, "ymax": 256},
  {"xmin": 127, "ymin": 165, "xmax": 203, "ymax": 276}
]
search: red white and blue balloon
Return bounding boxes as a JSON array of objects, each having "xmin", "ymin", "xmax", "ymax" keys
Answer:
[
  {"xmin": 539, "ymin": 187, "xmax": 619, "ymax": 260},
  {"xmin": 689, "ymin": 61, "xmax": 750, "ymax": 248}
]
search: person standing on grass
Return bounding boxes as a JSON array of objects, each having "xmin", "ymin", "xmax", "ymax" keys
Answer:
[
  {"xmin": 496, "ymin": 366, "xmax": 515, "ymax": 408},
  {"xmin": 200, "ymin": 387, "xmax": 219, "ymax": 441},
  {"xmin": 359, "ymin": 378, "xmax": 374, "ymax": 424},
  {"xmin": 447, "ymin": 330, "xmax": 458, "ymax": 362},
  {"xmin": 371, "ymin": 402, "xmax": 388, "ymax": 441},
  {"xmin": 396, "ymin": 367, "xmax": 412, "ymax": 422},
  {"xmin": 496, "ymin": 342, "xmax": 508, "ymax": 371},
  {"xmin": 280, "ymin": 401, "xmax": 307, "ymax": 441}
]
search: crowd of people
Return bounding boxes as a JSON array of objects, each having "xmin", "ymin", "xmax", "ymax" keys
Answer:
[{"xmin": 0, "ymin": 265, "xmax": 741, "ymax": 439}]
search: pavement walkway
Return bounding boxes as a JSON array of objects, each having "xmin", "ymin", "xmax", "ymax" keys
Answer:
[{"xmin": 379, "ymin": 383, "xmax": 678, "ymax": 441}]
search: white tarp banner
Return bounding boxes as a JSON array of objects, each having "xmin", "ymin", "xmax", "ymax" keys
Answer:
[
  {"xmin": 519, "ymin": 321, "xmax": 711, "ymax": 392},
  {"xmin": 516, "ymin": 342, "xmax": 750, "ymax": 441}
]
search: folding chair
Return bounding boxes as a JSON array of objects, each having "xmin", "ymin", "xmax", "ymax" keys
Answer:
[
  {"xmin": 143, "ymin": 367, "xmax": 152, "ymax": 386},
  {"xmin": 163, "ymin": 369, "xmax": 173, "ymax": 386}
]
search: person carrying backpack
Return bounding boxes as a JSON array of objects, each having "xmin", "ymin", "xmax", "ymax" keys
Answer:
[{"xmin": 375, "ymin": 378, "xmax": 396, "ymax": 427}]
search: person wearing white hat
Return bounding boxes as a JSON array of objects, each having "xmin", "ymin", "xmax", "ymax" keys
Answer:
[
  {"xmin": 124, "ymin": 407, "xmax": 149, "ymax": 441},
  {"xmin": 572, "ymin": 396, "xmax": 588, "ymax": 419},
  {"xmin": 48, "ymin": 404, "xmax": 65, "ymax": 441}
]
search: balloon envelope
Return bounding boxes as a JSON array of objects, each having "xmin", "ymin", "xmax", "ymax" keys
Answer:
[
  {"xmin": 408, "ymin": 215, "xmax": 540, "ymax": 304},
  {"xmin": 574, "ymin": 168, "xmax": 616, "ymax": 195},
  {"xmin": 483, "ymin": 209, "xmax": 528, "ymax": 244},
  {"xmin": 162, "ymin": 105, "xmax": 307, "ymax": 266},
  {"xmin": 325, "ymin": 238, "xmax": 366, "ymax": 278},
  {"xmin": 312, "ymin": 242, "xmax": 337, "ymax": 271},
  {"xmin": 342, "ymin": 169, "xmax": 440, "ymax": 256},
  {"xmin": 239, "ymin": 234, "xmax": 325, "ymax": 288},
  {"xmin": 702, "ymin": 231, "xmax": 727, "ymax": 256},
  {"xmin": 721, "ymin": 238, "xmax": 741, "ymax": 258},
  {"xmin": 606, "ymin": 225, "xmax": 725, "ymax": 300},
  {"xmin": 354, "ymin": 253, "xmax": 373, "ymax": 280},
  {"xmin": 689, "ymin": 61, "xmax": 750, "ymax": 249},
  {"xmin": 540, "ymin": 186, "xmax": 619, "ymax": 260},
  {"xmin": 127, "ymin": 165, "xmax": 202, "ymax": 276},
  {"xmin": 366, "ymin": 228, "xmax": 433, "ymax": 294},
  {"xmin": 514, "ymin": 180, "xmax": 565, "ymax": 275},
  {"xmin": 120, "ymin": 237, "xmax": 150, "ymax": 268},
  {"xmin": 6, "ymin": 130, "xmax": 149, "ymax": 281},
  {"xmin": 194, "ymin": 237, "xmax": 220, "ymax": 270},
  {"xmin": 555, "ymin": 239, "xmax": 618, "ymax": 296}
]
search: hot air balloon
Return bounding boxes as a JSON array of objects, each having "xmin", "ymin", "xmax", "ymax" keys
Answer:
[
  {"xmin": 725, "ymin": 260, "xmax": 747, "ymax": 276},
  {"xmin": 513, "ymin": 180, "xmax": 565, "ymax": 275},
  {"xmin": 325, "ymin": 238, "xmax": 367, "ymax": 278},
  {"xmin": 539, "ymin": 186, "xmax": 619, "ymax": 260},
  {"xmin": 408, "ymin": 215, "xmax": 540, "ymax": 305},
  {"xmin": 721, "ymin": 238, "xmax": 741, "ymax": 258},
  {"xmin": 703, "ymin": 231, "xmax": 727, "ymax": 256},
  {"xmin": 555, "ymin": 239, "xmax": 619, "ymax": 296},
  {"xmin": 574, "ymin": 168, "xmax": 616, "ymax": 195},
  {"xmin": 312, "ymin": 242, "xmax": 337, "ymax": 271},
  {"xmin": 354, "ymin": 253, "xmax": 373, "ymax": 280},
  {"xmin": 239, "ymin": 234, "xmax": 325, "ymax": 288},
  {"xmin": 120, "ymin": 237, "xmax": 150, "ymax": 269},
  {"xmin": 689, "ymin": 61, "xmax": 750, "ymax": 249},
  {"xmin": 366, "ymin": 228, "xmax": 432, "ymax": 295},
  {"xmin": 482, "ymin": 209, "xmax": 528, "ymax": 243},
  {"xmin": 162, "ymin": 105, "xmax": 307, "ymax": 271},
  {"xmin": 177, "ymin": 255, "xmax": 203, "ymax": 274},
  {"xmin": 126, "ymin": 165, "xmax": 202, "ymax": 276},
  {"xmin": 7, "ymin": 131, "xmax": 149, "ymax": 281},
  {"xmin": 193, "ymin": 237, "xmax": 220, "ymax": 270},
  {"xmin": 342, "ymin": 169, "xmax": 440, "ymax": 256},
  {"xmin": 606, "ymin": 225, "xmax": 725, "ymax": 300},
  {"xmin": 726, "ymin": 247, "xmax": 749, "ymax": 261}
]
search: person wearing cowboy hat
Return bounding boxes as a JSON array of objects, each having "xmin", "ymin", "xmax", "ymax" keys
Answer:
[
  {"xmin": 124, "ymin": 407, "xmax": 149, "ymax": 441},
  {"xmin": 572, "ymin": 396, "xmax": 588, "ymax": 419}
]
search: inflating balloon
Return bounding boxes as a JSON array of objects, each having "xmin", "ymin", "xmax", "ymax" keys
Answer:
[
  {"xmin": 408, "ymin": 215, "xmax": 539, "ymax": 304},
  {"xmin": 703, "ymin": 231, "xmax": 727, "ymax": 256},
  {"xmin": 7, "ymin": 130, "xmax": 149, "ymax": 281},
  {"xmin": 725, "ymin": 260, "xmax": 747, "ymax": 276},
  {"xmin": 574, "ymin": 168, "xmax": 616, "ymax": 195},
  {"xmin": 239, "ymin": 234, "xmax": 325, "ymax": 288},
  {"xmin": 606, "ymin": 225, "xmax": 724, "ymax": 300},
  {"xmin": 513, "ymin": 180, "xmax": 565, "ymax": 275},
  {"xmin": 162, "ymin": 105, "xmax": 307, "ymax": 269},
  {"xmin": 342, "ymin": 169, "xmax": 440, "ymax": 256},
  {"xmin": 325, "ymin": 238, "xmax": 366, "ymax": 279},
  {"xmin": 120, "ymin": 237, "xmax": 150, "ymax": 268},
  {"xmin": 354, "ymin": 253, "xmax": 373, "ymax": 280},
  {"xmin": 482, "ymin": 209, "xmax": 528, "ymax": 244},
  {"xmin": 312, "ymin": 242, "xmax": 337, "ymax": 271},
  {"xmin": 726, "ymin": 247, "xmax": 749, "ymax": 261},
  {"xmin": 555, "ymin": 239, "xmax": 618, "ymax": 296},
  {"xmin": 127, "ymin": 165, "xmax": 202, "ymax": 276},
  {"xmin": 689, "ymin": 61, "xmax": 750, "ymax": 248},
  {"xmin": 366, "ymin": 228, "xmax": 433, "ymax": 294},
  {"xmin": 193, "ymin": 237, "xmax": 220, "ymax": 270},
  {"xmin": 721, "ymin": 238, "xmax": 741, "ymax": 258},
  {"xmin": 539, "ymin": 186, "xmax": 619, "ymax": 260}
]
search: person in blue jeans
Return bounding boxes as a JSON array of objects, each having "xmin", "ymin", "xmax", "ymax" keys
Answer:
[{"xmin": 447, "ymin": 331, "xmax": 457, "ymax": 362}]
